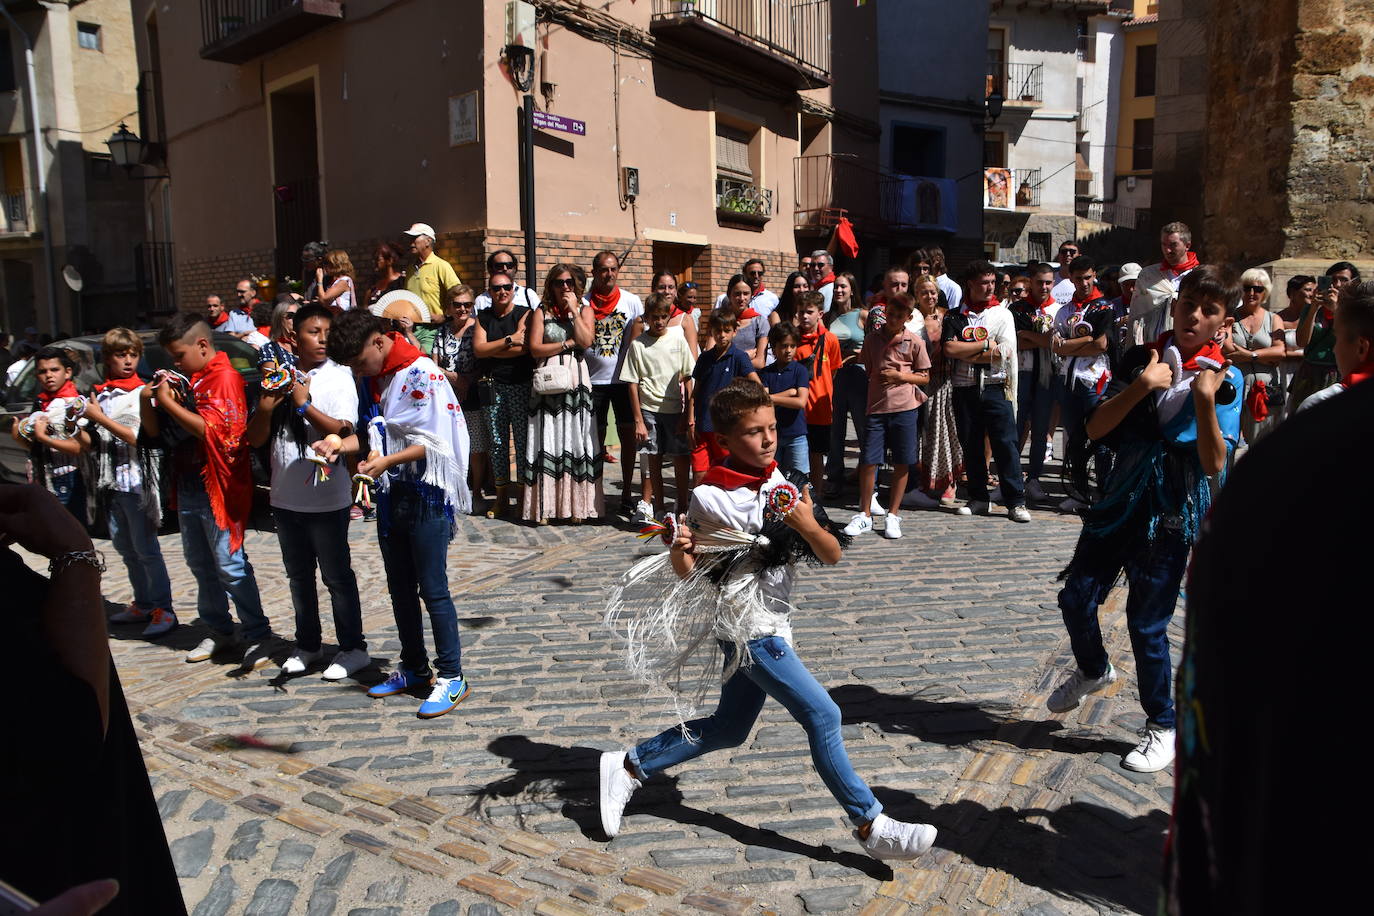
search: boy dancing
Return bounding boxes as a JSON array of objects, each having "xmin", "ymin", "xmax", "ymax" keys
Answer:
[
  {"xmin": 144, "ymin": 313, "xmax": 273, "ymax": 666},
  {"xmin": 602, "ymin": 379, "xmax": 936, "ymax": 860},
  {"xmin": 1047, "ymin": 265, "xmax": 1243, "ymax": 772},
  {"xmin": 318, "ymin": 311, "xmax": 472, "ymax": 719}
]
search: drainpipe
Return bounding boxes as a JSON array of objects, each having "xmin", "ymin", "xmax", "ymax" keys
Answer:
[{"xmin": 0, "ymin": 1, "xmax": 57, "ymax": 337}]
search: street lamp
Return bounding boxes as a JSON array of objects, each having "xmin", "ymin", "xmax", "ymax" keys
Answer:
[
  {"xmin": 105, "ymin": 122, "xmax": 143, "ymax": 170},
  {"xmin": 985, "ymin": 87, "xmax": 1005, "ymax": 126}
]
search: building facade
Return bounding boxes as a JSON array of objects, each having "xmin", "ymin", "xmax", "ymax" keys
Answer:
[
  {"xmin": 135, "ymin": 0, "xmax": 918, "ymax": 311},
  {"xmin": 1109, "ymin": 1, "xmax": 1156, "ymax": 227},
  {"xmin": 1, "ymin": 0, "xmax": 144, "ymax": 337}
]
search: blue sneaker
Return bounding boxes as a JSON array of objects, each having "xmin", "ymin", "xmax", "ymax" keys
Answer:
[
  {"xmin": 417, "ymin": 676, "xmax": 471, "ymax": 719},
  {"xmin": 367, "ymin": 667, "xmax": 432, "ymax": 698}
]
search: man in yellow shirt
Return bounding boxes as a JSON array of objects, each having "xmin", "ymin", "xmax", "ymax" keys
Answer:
[{"xmin": 403, "ymin": 222, "xmax": 461, "ymax": 315}]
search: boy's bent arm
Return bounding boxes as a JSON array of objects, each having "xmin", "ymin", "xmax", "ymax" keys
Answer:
[
  {"xmin": 1086, "ymin": 348, "xmax": 1171, "ymax": 440},
  {"xmin": 160, "ymin": 393, "xmax": 206, "ymax": 439},
  {"xmin": 784, "ymin": 493, "xmax": 840, "ymax": 565},
  {"xmin": 1191, "ymin": 366, "xmax": 1232, "ymax": 476}
]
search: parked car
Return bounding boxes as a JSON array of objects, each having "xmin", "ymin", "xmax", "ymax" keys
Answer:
[{"xmin": 0, "ymin": 332, "xmax": 267, "ymax": 506}]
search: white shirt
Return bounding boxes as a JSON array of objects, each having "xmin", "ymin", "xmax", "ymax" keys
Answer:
[
  {"xmin": 714, "ymin": 288, "xmax": 780, "ymax": 318},
  {"xmin": 269, "ymin": 360, "xmax": 360, "ymax": 512},
  {"xmin": 475, "ymin": 284, "xmax": 541, "ymax": 312},
  {"xmin": 1051, "ymin": 276, "xmax": 1075, "ymax": 307},
  {"xmin": 1018, "ymin": 298, "xmax": 1057, "ymax": 372},
  {"xmin": 94, "ymin": 385, "xmax": 144, "ymax": 493},
  {"xmin": 937, "ymin": 274, "xmax": 962, "ymax": 312},
  {"xmin": 222, "ymin": 310, "xmax": 255, "ymax": 334},
  {"xmin": 951, "ymin": 305, "xmax": 1011, "ymax": 387},
  {"xmin": 583, "ymin": 290, "xmax": 645, "ymax": 385}
]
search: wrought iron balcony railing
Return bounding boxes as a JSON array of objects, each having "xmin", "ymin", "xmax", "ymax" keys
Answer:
[
  {"xmin": 200, "ymin": 0, "xmax": 344, "ymax": 64},
  {"xmin": 987, "ymin": 60, "xmax": 1044, "ymax": 105},
  {"xmin": 716, "ymin": 176, "xmax": 775, "ymax": 223},
  {"xmin": 651, "ymin": 0, "xmax": 830, "ymax": 89}
]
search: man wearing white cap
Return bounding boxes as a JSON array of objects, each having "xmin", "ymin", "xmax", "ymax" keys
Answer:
[
  {"xmin": 403, "ymin": 222, "xmax": 462, "ymax": 319},
  {"xmin": 1112, "ymin": 262, "xmax": 1143, "ymax": 354}
]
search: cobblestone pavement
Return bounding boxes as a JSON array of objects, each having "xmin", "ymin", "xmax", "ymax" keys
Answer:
[{"xmin": 58, "ymin": 460, "xmax": 1178, "ymax": 916}]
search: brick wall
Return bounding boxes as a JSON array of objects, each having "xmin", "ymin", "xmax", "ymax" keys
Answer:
[{"xmin": 176, "ymin": 249, "xmax": 276, "ymax": 312}]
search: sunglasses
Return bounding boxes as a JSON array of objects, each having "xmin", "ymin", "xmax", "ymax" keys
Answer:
[
  {"xmin": 746, "ymin": 270, "xmax": 765, "ymax": 277},
  {"xmin": 489, "ymin": 283, "xmax": 514, "ymax": 293},
  {"xmin": 1010, "ymin": 288, "xmax": 1027, "ymax": 295},
  {"xmin": 492, "ymin": 262, "xmax": 515, "ymax": 271},
  {"xmin": 1243, "ymin": 285, "xmax": 1266, "ymax": 294},
  {"xmin": 452, "ymin": 301, "xmax": 474, "ymax": 309},
  {"xmin": 553, "ymin": 277, "xmax": 576, "ymax": 287}
]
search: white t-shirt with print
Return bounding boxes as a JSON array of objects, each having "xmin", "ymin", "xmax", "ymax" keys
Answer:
[
  {"xmin": 583, "ymin": 291, "xmax": 645, "ymax": 385},
  {"xmin": 1054, "ymin": 302, "xmax": 1111, "ymax": 388},
  {"xmin": 269, "ymin": 360, "xmax": 360, "ymax": 513}
]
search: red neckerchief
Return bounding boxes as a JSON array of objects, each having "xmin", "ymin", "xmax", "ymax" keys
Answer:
[
  {"xmin": 589, "ymin": 285, "xmax": 621, "ymax": 320},
  {"xmin": 93, "ymin": 375, "xmax": 143, "ymax": 394},
  {"xmin": 700, "ymin": 459, "xmax": 778, "ymax": 491},
  {"xmin": 1073, "ymin": 286, "xmax": 1105, "ymax": 305},
  {"xmin": 965, "ymin": 295, "xmax": 1001, "ymax": 315},
  {"xmin": 752, "ymin": 283, "xmax": 768, "ymax": 295},
  {"xmin": 1161, "ymin": 251, "xmax": 1200, "ymax": 279},
  {"xmin": 1343, "ymin": 359, "xmax": 1374, "ymax": 389},
  {"xmin": 209, "ymin": 311, "xmax": 229, "ymax": 328},
  {"xmin": 1150, "ymin": 332, "xmax": 1224, "ymax": 371},
  {"xmin": 370, "ymin": 332, "xmax": 423, "ymax": 402},
  {"xmin": 739, "ymin": 305, "xmax": 760, "ymax": 321},
  {"xmin": 817, "ymin": 273, "xmax": 836, "ymax": 288},
  {"xmin": 188, "ymin": 350, "xmax": 253, "ymax": 553},
  {"xmin": 36, "ymin": 379, "xmax": 79, "ymax": 410}
]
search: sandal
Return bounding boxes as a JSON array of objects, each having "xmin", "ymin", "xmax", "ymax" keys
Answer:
[{"xmin": 485, "ymin": 485, "xmax": 507, "ymax": 520}]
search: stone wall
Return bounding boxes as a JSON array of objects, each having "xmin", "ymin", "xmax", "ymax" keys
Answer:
[{"xmin": 1150, "ymin": 0, "xmax": 1211, "ymax": 242}]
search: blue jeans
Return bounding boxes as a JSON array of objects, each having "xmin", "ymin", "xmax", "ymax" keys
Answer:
[
  {"xmin": 1017, "ymin": 371, "xmax": 1054, "ymax": 480},
  {"xmin": 826, "ymin": 363, "xmax": 867, "ymax": 483},
  {"xmin": 377, "ymin": 484, "xmax": 462, "ymax": 679},
  {"xmin": 629, "ymin": 636, "xmax": 882, "ymax": 825},
  {"xmin": 1060, "ymin": 376, "xmax": 1113, "ymax": 499},
  {"xmin": 273, "ymin": 506, "xmax": 366, "ymax": 653},
  {"xmin": 776, "ymin": 434, "xmax": 809, "ymax": 475},
  {"xmin": 1058, "ymin": 530, "xmax": 1189, "ymax": 729},
  {"xmin": 51, "ymin": 469, "xmax": 86, "ymax": 521},
  {"xmin": 952, "ymin": 384, "xmax": 1025, "ymax": 507},
  {"xmin": 177, "ymin": 480, "xmax": 270, "ymax": 641},
  {"xmin": 108, "ymin": 490, "xmax": 173, "ymax": 610}
]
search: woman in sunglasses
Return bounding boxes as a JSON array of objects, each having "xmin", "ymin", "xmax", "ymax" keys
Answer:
[
  {"xmin": 522, "ymin": 265, "xmax": 600, "ymax": 524},
  {"xmin": 1221, "ymin": 269, "xmax": 1286, "ymax": 445},
  {"xmin": 473, "ymin": 269, "xmax": 535, "ymax": 519},
  {"xmin": 432, "ymin": 286, "xmax": 491, "ymax": 510}
]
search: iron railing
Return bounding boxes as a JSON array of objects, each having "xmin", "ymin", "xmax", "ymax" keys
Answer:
[
  {"xmin": 651, "ymin": 0, "xmax": 830, "ymax": 77},
  {"xmin": 1, "ymin": 190, "xmax": 28, "ymax": 233},
  {"xmin": 795, "ymin": 154, "xmax": 957, "ymax": 234},
  {"xmin": 1013, "ymin": 168, "xmax": 1041, "ymax": 208},
  {"xmin": 1076, "ymin": 200, "xmax": 1152, "ymax": 231},
  {"xmin": 988, "ymin": 60, "xmax": 1043, "ymax": 104},
  {"xmin": 201, "ymin": 0, "xmax": 293, "ymax": 47},
  {"xmin": 716, "ymin": 175, "xmax": 774, "ymax": 220},
  {"xmin": 135, "ymin": 241, "xmax": 177, "ymax": 316},
  {"xmin": 272, "ymin": 175, "xmax": 322, "ymax": 279}
]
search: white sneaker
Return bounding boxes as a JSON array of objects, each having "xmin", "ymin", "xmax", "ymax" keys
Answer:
[
  {"xmin": 1047, "ymin": 436, "xmax": 1058, "ymax": 460},
  {"xmin": 900, "ymin": 489, "xmax": 940, "ymax": 510},
  {"xmin": 186, "ymin": 634, "xmax": 234, "ymax": 664},
  {"xmin": 1059, "ymin": 496, "xmax": 1090, "ymax": 513},
  {"xmin": 281, "ymin": 647, "xmax": 324, "ymax": 676},
  {"xmin": 856, "ymin": 813, "xmax": 937, "ymax": 861},
  {"xmin": 1046, "ymin": 664, "xmax": 1118, "ymax": 713},
  {"xmin": 956, "ymin": 500, "xmax": 991, "ymax": 516},
  {"xmin": 110, "ymin": 603, "xmax": 150, "ymax": 624},
  {"xmin": 842, "ymin": 513, "xmax": 874, "ymax": 536},
  {"xmin": 868, "ymin": 493, "xmax": 888, "ymax": 517},
  {"xmin": 142, "ymin": 608, "xmax": 178, "ymax": 638},
  {"xmin": 631, "ymin": 501, "xmax": 656, "ymax": 526},
  {"xmin": 598, "ymin": 751, "xmax": 642, "ymax": 838},
  {"xmin": 882, "ymin": 515, "xmax": 903, "ymax": 539},
  {"xmin": 1122, "ymin": 725, "xmax": 1176, "ymax": 773},
  {"xmin": 1025, "ymin": 478, "xmax": 1048, "ymax": 502},
  {"xmin": 323, "ymin": 649, "xmax": 372, "ymax": 681},
  {"xmin": 1009, "ymin": 505, "xmax": 1032, "ymax": 523}
]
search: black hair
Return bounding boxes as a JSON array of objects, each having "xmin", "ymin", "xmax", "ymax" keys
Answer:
[
  {"xmin": 1327, "ymin": 261, "xmax": 1361, "ymax": 280},
  {"xmin": 706, "ymin": 308, "xmax": 739, "ymax": 334},
  {"xmin": 960, "ymin": 259, "xmax": 998, "ymax": 285},
  {"xmin": 1337, "ymin": 280, "xmax": 1374, "ymax": 344},
  {"xmin": 742, "ymin": 258, "xmax": 766, "ymax": 273},
  {"xmin": 1287, "ymin": 274, "xmax": 1316, "ymax": 295},
  {"xmin": 768, "ymin": 322, "xmax": 800, "ymax": 348},
  {"xmin": 487, "ymin": 249, "xmax": 518, "ymax": 272},
  {"xmin": 292, "ymin": 303, "xmax": 334, "ymax": 330},
  {"xmin": 327, "ymin": 309, "xmax": 387, "ymax": 364},
  {"xmin": 301, "ymin": 241, "xmax": 329, "ymax": 261},
  {"xmin": 1177, "ymin": 264, "xmax": 1241, "ymax": 309},
  {"xmin": 1068, "ymin": 255, "xmax": 1096, "ymax": 274},
  {"xmin": 159, "ymin": 311, "xmax": 214, "ymax": 348},
  {"xmin": 33, "ymin": 345, "xmax": 76, "ymax": 373}
]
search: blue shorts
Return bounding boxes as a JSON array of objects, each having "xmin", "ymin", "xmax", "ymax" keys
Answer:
[
  {"xmin": 861, "ymin": 407, "xmax": 918, "ymax": 466},
  {"xmin": 776, "ymin": 435, "xmax": 810, "ymax": 474}
]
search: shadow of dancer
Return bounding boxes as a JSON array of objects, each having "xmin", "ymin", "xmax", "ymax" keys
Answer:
[{"xmin": 477, "ymin": 735, "xmax": 891, "ymax": 880}]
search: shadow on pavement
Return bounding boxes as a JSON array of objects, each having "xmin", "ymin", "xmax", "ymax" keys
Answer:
[
  {"xmin": 872, "ymin": 785, "xmax": 1165, "ymax": 914},
  {"xmin": 477, "ymin": 735, "xmax": 891, "ymax": 880}
]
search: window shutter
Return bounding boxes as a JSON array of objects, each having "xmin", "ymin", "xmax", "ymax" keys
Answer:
[{"xmin": 715, "ymin": 127, "xmax": 752, "ymax": 180}]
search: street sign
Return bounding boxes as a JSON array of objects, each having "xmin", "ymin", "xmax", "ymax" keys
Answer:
[{"xmin": 532, "ymin": 111, "xmax": 585, "ymax": 136}]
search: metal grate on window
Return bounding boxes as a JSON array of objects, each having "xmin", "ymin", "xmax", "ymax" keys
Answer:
[{"xmin": 715, "ymin": 126, "xmax": 752, "ymax": 180}]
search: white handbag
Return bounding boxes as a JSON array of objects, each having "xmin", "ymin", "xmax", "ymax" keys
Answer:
[{"xmin": 532, "ymin": 351, "xmax": 576, "ymax": 395}]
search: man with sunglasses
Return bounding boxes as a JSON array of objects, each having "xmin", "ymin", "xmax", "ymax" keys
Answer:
[
  {"xmin": 1050, "ymin": 240, "xmax": 1082, "ymax": 306},
  {"xmin": 807, "ymin": 251, "xmax": 836, "ymax": 313},
  {"xmin": 714, "ymin": 259, "xmax": 779, "ymax": 317},
  {"xmin": 474, "ymin": 249, "xmax": 542, "ymax": 313}
]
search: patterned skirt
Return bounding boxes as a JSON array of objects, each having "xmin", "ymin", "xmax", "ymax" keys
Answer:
[
  {"xmin": 919, "ymin": 380, "xmax": 963, "ymax": 492},
  {"xmin": 521, "ymin": 358, "xmax": 604, "ymax": 520}
]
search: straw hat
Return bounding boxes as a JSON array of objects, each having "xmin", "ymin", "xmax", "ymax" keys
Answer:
[{"xmin": 369, "ymin": 290, "xmax": 431, "ymax": 324}]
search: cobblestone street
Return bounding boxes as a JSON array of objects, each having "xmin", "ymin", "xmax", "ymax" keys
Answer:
[{"xmin": 60, "ymin": 477, "xmax": 1176, "ymax": 916}]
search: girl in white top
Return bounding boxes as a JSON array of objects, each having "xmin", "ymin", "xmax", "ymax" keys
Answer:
[{"xmin": 317, "ymin": 249, "xmax": 357, "ymax": 312}]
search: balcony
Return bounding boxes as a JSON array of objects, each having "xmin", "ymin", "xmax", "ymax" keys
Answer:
[
  {"xmin": 1076, "ymin": 200, "xmax": 1152, "ymax": 231},
  {"xmin": 795, "ymin": 154, "xmax": 957, "ymax": 236},
  {"xmin": 1013, "ymin": 168, "xmax": 1041, "ymax": 208},
  {"xmin": 650, "ymin": 0, "xmax": 830, "ymax": 90},
  {"xmin": 200, "ymin": 0, "xmax": 344, "ymax": 64},
  {"xmin": 987, "ymin": 61, "xmax": 1043, "ymax": 106},
  {"xmin": 1, "ymin": 189, "xmax": 30, "ymax": 235},
  {"xmin": 716, "ymin": 176, "xmax": 774, "ymax": 227}
]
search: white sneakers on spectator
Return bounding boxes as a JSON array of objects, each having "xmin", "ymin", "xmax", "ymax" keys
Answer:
[
  {"xmin": 1123, "ymin": 724, "xmax": 1176, "ymax": 773},
  {"xmin": 599, "ymin": 751, "xmax": 643, "ymax": 838},
  {"xmin": 1009, "ymin": 505, "xmax": 1032, "ymax": 523},
  {"xmin": 185, "ymin": 633, "xmax": 238, "ymax": 664},
  {"xmin": 1046, "ymin": 664, "xmax": 1118, "ymax": 713},
  {"xmin": 324, "ymin": 649, "xmax": 372, "ymax": 681},
  {"xmin": 281, "ymin": 647, "xmax": 324, "ymax": 676},
  {"xmin": 882, "ymin": 515, "xmax": 903, "ymax": 539},
  {"xmin": 1025, "ymin": 478, "xmax": 1048, "ymax": 502},
  {"xmin": 843, "ymin": 513, "xmax": 874, "ymax": 536},
  {"xmin": 631, "ymin": 501, "xmax": 656, "ymax": 527},
  {"xmin": 957, "ymin": 500, "xmax": 991, "ymax": 516},
  {"xmin": 1059, "ymin": 496, "xmax": 1090, "ymax": 513},
  {"xmin": 900, "ymin": 489, "xmax": 940, "ymax": 509},
  {"xmin": 868, "ymin": 493, "xmax": 887, "ymax": 516},
  {"xmin": 856, "ymin": 813, "xmax": 937, "ymax": 861}
]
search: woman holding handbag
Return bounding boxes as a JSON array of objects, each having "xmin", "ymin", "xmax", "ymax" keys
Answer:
[{"xmin": 522, "ymin": 264, "xmax": 602, "ymax": 524}]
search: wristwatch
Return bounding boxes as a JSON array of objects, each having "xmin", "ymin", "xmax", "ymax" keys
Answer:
[
  {"xmin": 505, "ymin": 335, "xmax": 514, "ymax": 349},
  {"xmin": 296, "ymin": 397, "xmax": 312, "ymax": 416}
]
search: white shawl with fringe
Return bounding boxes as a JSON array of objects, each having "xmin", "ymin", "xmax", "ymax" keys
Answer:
[{"xmin": 367, "ymin": 355, "xmax": 471, "ymax": 513}]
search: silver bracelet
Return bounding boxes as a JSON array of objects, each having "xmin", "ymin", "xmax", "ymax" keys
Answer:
[{"xmin": 48, "ymin": 548, "xmax": 106, "ymax": 577}]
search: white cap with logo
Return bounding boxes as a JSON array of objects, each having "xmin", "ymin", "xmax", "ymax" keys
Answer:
[{"xmin": 403, "ymin": 222, "xmax": 436, "ymax": 239}]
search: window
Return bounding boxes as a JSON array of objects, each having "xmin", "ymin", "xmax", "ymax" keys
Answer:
[
  {"xmin": 715, "ymin": 125, "xmax": 752, "ymax": 181},
  {"xmin": 1132, "ymin": 118, "xmax": 1154, "ymax": 171},
  {"xmin": 983, "ymin": 131, "xmax": 1006, "ymax": 169},
  {"xmin": 77, "ymin": 22, "xmax": 102, "ymax": 51},
  {"xmin": 0, "ymin": 30, "xmax": 15, "ymax": 91},
  {"xmin": 1135, "ymin": 44, "xmax": 1157, "ymax": 97},
  {"xmin": 1028, "ymin": 232, "xmax": 1052, "ymax": 264},
  {"xmin": 891, "ymin": 125, "xmax": 945, "ymax": 177}
]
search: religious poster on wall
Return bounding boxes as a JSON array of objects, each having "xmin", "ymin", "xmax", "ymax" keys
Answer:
[
  {"xmin": 449, "ymin": 91, "xmax": 479, "ymax": 147},
  {"xmin": 984, "ymin": 167, "xmax": 1011, "ymax": 210}
]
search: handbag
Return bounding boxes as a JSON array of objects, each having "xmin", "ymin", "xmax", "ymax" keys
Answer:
[{"xmin": 532, "ymin": 351, "xmax": 576, "ymax": 395}]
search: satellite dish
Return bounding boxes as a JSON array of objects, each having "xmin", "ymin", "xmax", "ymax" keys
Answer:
[{"xmin": 62, "ymin": 265, "xmax": 83, "ymax": 292}]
